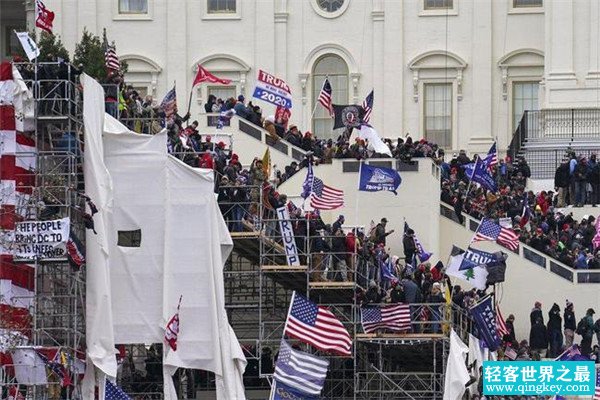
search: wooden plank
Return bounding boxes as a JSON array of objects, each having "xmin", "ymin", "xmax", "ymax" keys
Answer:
[
  {"xmin": 308, "ymin": 281, "xmax": 355, "ymax": 289},
  {"xmin": 261, "ymin": 265, "xmax": 308, "ymax": 272}
]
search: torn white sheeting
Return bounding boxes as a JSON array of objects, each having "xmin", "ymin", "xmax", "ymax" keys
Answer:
[
  {"xmin": 11, "ymin": 348, "xmax": 48, "ymax": 385},
  {"xmin": 357, "ymin": 125, "xmax": 392, "ymax": 157},
  {"xmin": 81, "ymin": 73, "xmax": 246, "ymax": 400}
]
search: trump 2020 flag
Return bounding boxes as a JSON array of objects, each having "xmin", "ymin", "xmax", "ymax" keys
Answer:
[
  {"xmin": 465, "ymin": 157, "xmax": 497, "ymax": 192},
  {"xmin": 274, "ymin": 339, "xmax": 329, "ymax": 396},
  {"xmin": 459, "ymin": 247, "xmax": 504, "ymax": 271},
  {"xmin": 270, "ymin": 380, "xmax": 319, "ymax": 400},
  {"xmin": 359, "ymin": 164, "xmax": 401, "ymax": 195},
  {"xmin": 469, "ymin": 296, "xmax": 501, "ymax": 351}
]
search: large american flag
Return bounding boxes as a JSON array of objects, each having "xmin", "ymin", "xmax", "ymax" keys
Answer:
[
  {"xmin": 496, "ymin": 304, "xmax": 509, "ymax": 338},
  {"xmin": 318, "ymin": 78, "xmax": 333, "ymax": 117},
  {"xmin": 274, "ymin": 339, "xmax": 329, "ymax": 396},
  {"xmin": 284, "ymin": 292, "xmax": 352, "ymax": 356},
  {"xmin": 104, "ymin": 43, "xmax": 120, "ymax": 71},
  {"xmin": 361, "ymin": 304, "xmax": 411, "ymax": 333},
  {"xmin": 362, "ymin": 89, "xmax": 374, "ymax": 124},
  {"xmin": 105, "ymin": 380, "xmax": 131, "ymax": 400},
  {"xmin": 595, "ymin": 368, "xmax": 600, "ymax": 400},
  {"xmin": 160, "ymin": 87, "xmax": 178, "ymax": 121},
  {"xmin": 483, "ymin": 142, "xmax": 497, "ymax": 170},
  {"xmin": 472, "ymin": 218, "xmax": 519, "ymax": 251},
  {"xmin": 310, "ymin": 177, "xmax": 344, "ymax": 210}
]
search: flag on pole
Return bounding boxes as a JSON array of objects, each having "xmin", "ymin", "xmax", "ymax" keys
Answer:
[
  {"xmin": 273, "ymin": 339, "xmax": 329, "ymax": 396},
  {"xmin": 104, "ymin": 43, "xmax": 120, "ymax": 72},
  {"xmin": 35, "ymin": 0, "xmax": 55, "ymax": 34},
  {"xmin": 592, "ymin": 217, "xmax": 600, "ymax": 251},
  {"xmin": 357, "ymin": 124, "xmax": 392, "ymax": 157},
  {"xmin": 444, "ymin": 330, "xmax": 470, "ymax": 400},
  {"xmin": 309, "ymin": 177, "xmax": 344, "ymax": 210},
  {"xmin": 555, "ymin": 344, "xmax": 589, "ymax": 361},
  {"xmin": 317, "ymin": 78, "xmax": 333, "ymax": 117},
  {"xmin": 404, "ymin": 222, "xmax": 432, "ymax": 262},
  {"xmin": 470, "ymin": 296, "xmax": 501, "ymax": 351},
  {"xmin": 164, "ymin": 296, "xmax": 182, "ymax": 351},
  {"xmin": 66, "ymin": 232, "xmax": 85, "ymax": 268},
  {"xmin": 361, "ymin": 304, "xmax": 411, "ymax": 333},
  {"xmin": 262, "ymin": 148, "xmax": 271, "ymax": 179},
  {"xmin": 362, "ymin": 90, "xmax": 373, "ymax": 123},
  {"xmin": 105, "ymin": 380, "xmax": 131, "ymax": 400},
  {"xmin": 447, "ymin": 246, "xmax": 489, "ymax": 291},
  {"xmin": 593, "ymin": 368, "xmax": 600, "ymax": 400},
  {"xmin": 465, "ymin": 157, "xmax": 498, "ymax": 192},
  {"xmin": 471, "ymin": 218, "xmax": 520, "ymax": 252},
  {"xmin": 496, "ymin": 304, "xmax": 509, "ymax": 338},
  {"xmin": 283, "ymin": 292, "xmax": 352, "ymax": 356},
  {"xmin": 486, "ymin": 142, "xmax": 498, "ymax": 170},
  {"xmin": 160, "ymin": 86, "xmax": 178, "ymax": 122},
  {"xmin": 270, "ymin": 380, "xmax": 319, "ymax": 400},
  {"xmin": 519, "ymin": 200, "xmax": 532, "ymax": 228},
  {"xmin": 358, "ymin": 163, "xmax": 401, "ymax": 195},
  {"xmin": 301, "ymin": 162, "xmax": 314, "ymax": 200},
  {"xmin": 14, "ymin": 32, "xmax": 40, "ymax": 62},
  {"xmin": 192, "ymin": 65, "xmax": 232, "ymax": 86}
]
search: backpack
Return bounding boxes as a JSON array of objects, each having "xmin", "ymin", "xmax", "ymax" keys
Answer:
[{"xmin": 575, "ymin": 317, "xmax": 588, "ymax": 336}]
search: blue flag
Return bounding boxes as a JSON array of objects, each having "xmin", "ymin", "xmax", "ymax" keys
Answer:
[
  {"xmin": 404, "ymin": 222, "xmax": 432, "ymax": 262},
  {"xmin": 464, "ymin": 157, "xmax": 497, "ymax": 192},
  {"xmin": 271, "ymin": 380, "xmax": 319, "ymax": 400},
  {"xmin": 358, "ymin": 164, "xmax": 402, "ymax": 195},
  {"xmin": 469, "ymin": 296, "xmax": 501, "ymax": 351},
  {"xmin": 459, "ymin": 247, "xmax": 504, "ymax": 271},
  {"xmin": 301, "ymin": 163, "xmax": 314, "ymax": 199},
  {"xmin": 380, "ymin": 256, "xmax": 397, "ymax": 281},
  {"xmin": 555, "ymin": 344, "xmax": 590, "ymax": 361}
]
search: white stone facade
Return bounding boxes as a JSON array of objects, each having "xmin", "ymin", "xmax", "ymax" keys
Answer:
[{"xmin": 7, "ymin": 0, "xmax": 600, "ymax": 152}]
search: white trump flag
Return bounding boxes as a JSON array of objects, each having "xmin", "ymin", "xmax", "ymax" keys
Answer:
[
  {"xmin": 357, "ymin": 124, "xmax": 392, "ymax": 157},
  {"xmin": 15, "ymin": 32, "xmax": 40, "ymax": 62}
]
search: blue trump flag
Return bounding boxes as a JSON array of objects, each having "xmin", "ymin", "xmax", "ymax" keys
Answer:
[
  {"xmin": 459, "ymin": 247, "xmax": 504, "ymax": 271},
  {"xmin": 359, "ymin": 164, "xmax": 402, "ymax": 195},
  {"xmin": 270, "ymin": 380, "xmax": 319, "ymax": 400},
  {"xmin": 470, "ymin": 296, "xmax": 501, "ymax": 351},
  {"xmin": 464, "ymin": 157, "xmax": 497, "ymax": 192}
]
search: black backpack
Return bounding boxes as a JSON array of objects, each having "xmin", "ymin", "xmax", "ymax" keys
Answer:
[{"xmin": 575, "ymin": 317, "xmax": 588, "ymax": 336}]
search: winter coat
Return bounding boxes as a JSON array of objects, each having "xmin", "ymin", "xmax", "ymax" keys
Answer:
[
  {"xmin": 402, "ymin": 279, "xmax": 422, "ymax": 304},
  {"xmin": 547, "ymin": 304, "xmax": 562, "ymax": 332},
  {"xmin": 529, "ymin": 322, "xmax": 548, "ymax": 350},
  {"xmin": 564, "ymin": 309, "xmax": 576, "ymax": 330},
  {"xmin": 554, "ymin": 163, "xmax": 570, "ymax": 188},
  {"xmin": 530, "ymin": 307, "xmax": 544, "ymax": 327}
]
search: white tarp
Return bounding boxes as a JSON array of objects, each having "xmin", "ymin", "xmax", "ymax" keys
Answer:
[
  {"xmin": 80, "ymin": 74, "xmax": 246, "ymax": 400},
  {"xmin": 11, "ymin": 348, "xmax": 48, "ymax": 385},
  {"xmin": 13, "ymin": 218, "xmax": 70, "ymax": 260},
  {"xmin": 443, "ymin": 330, "xmax": 470, "ymax": 400}
]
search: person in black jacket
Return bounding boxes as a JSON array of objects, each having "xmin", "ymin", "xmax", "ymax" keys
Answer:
[
  {"xmin": 529, "ymin": 318, "xmax": 548, "ymax": 358},
  {"xmin": 402, "ymin": 227, "xmax": 417, "ymax": 261},
  {"xmin": 564, "ymin": 300, "xmax": 576, "ymax": 347},
  {"xmin": 331, "ymin": 228, "xmax": 349, "ymax": 281},
  {"xmin": 554, "ymin": 161, "xmax": 571, "ymax": 207},
  {"xmin": 547, "ymin": 303, "xmax": 563, "ymax": 358},
  {"xmin": 375, "ymin": 218, "xmax": 395, "ymax": 246},
  {"xmin": 505, "ymin": 314, "xmax": 517, "ymax": 344},
  {"xmin": 530, "ymin": 301, "xmax": 544, "ymax": 327}
]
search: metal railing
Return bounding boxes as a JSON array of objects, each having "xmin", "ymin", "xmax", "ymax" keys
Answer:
[{"xmin": 440, "ymin": 202, "xmax": 600, "ymax": 284}]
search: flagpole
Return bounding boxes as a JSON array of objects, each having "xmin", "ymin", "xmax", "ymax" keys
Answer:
[{"xmin": 186, "ymin": 84, "xmax": 195, "ymax": 123}]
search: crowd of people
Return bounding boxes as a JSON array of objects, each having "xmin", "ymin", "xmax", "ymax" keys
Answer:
[{"xmin": 439, "ymin": 150, "xmax": 600, "ymax": 271}]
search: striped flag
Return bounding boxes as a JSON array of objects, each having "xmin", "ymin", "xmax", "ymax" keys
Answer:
[
  {"xmin": 361, "ymin": 304, "xmax": 411, "ymax": 334},
  {"xmin": 160, "ymin": 86, "xmax": 177, "ymax": 122},
  {"xmin": 35, "ymin": 0, "xmax": 54, "ymax": 34},
  {"xmin": 164, "ymin": 296, "xmax": 182, "ymax": 351},
  {"xmin": 104, "ymin": 42, "xmax": 120, "ymax": 72},
  {"xmin": 274, "ymin": 339, "xmax": 329, "ymax": 396},
  {"xmin": 594, "ymin": 368, "xmax": 600, "ymax": 400},
  {"xmin": 317, "ymin": 78, "xmax": 333, "ymax": 117},
  {"xmin": 362, "ymin": 90, "xmax": 373, "ymax": 124},
  {"xmin": 309, "ymin": 177, "xmax": 344, "ymax": 210},
  {"xmin": 486, "ymin": 142, "xmax": 498, "ymax": 170},
  {"xmin": 496, "ymin": 304, "xmax": 509, "ymax": 338},
  {"xmin": 283, "ymin": 292, "xmax": 352, "ymax": 356},
  {"xmin": 592, "ymin": 217, "xmax": 600, "ymax": 251},
  {"xmin": 472, "ymin": 218, "xmax": 519, "ymax": 252}
]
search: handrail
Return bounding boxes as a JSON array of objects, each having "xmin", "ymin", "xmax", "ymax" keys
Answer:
[{"xmin": 439, "ymin": 202, "xmax": 600, "ymax": 284}]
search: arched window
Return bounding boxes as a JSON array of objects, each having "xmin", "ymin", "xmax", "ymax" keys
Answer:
[{"xmin": 312, "ymin": 55, "xmax": 349, "ymax": 139}]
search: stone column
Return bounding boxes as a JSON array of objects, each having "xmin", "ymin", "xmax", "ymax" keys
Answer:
[
  {"xmin": 371, "ymin": 0, "xmax": 384, "ymax": 131},
  {"xmin": 586, "ymin": 0, "xmax": 600, "ymax": 81},
  {"xmin": 166, "ymin": 0, "xmax": 188, "ymax": 113},
  {"xmin": 468, "ymin": 0, "xmax": 494, "ymax": 151},
  {"xmin": 274, "ymin": 0, "xmax": 289, "ymax": 80}
]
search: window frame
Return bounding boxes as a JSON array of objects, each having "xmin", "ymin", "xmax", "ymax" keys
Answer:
[
  {"xmin": 509, "ymin": 0, "xmax": 543, "ymax": 14},
  {"xmin": 203, "ymin": 0, "xmax": 241, "ymax": 20},
  {"xmin": 420, "ymin": 0, "xmax": 458, "ymax": 16},
  {"xmin": 117, "ymin": 229, "xmax": 142, "ymax": 248},
  {"xmin": 311, "ymin": 55, "xmax": 350, "ymax": 139},
  {"xmin": 113, "ymin": 0, "xmax": 152, "ymax": 20},
  {"xmin": 310, "ymin": 0, "xmax": 350, "ymax": 19},
  {"xmin": 422, "ymin": 82, "xmax": 453, "ymax": 150},
  {"xmin": 511, "ymin": 80, "xmax": 540, "ymax": 133}
]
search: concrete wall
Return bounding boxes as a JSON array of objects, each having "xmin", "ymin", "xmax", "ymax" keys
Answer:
[
  {"xmin": 278, "ymin": 157, "xmax": 441, "ymax": 260},
  {"xmin": 439, "ymin": 208, "xmax": 600, "ymax": 342},
  {"xmin": 31, "ymin": 0, "xmax": 586, "ymax": 154}
]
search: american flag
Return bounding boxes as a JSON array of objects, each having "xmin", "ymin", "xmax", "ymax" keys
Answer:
[
  {"xmin": 284, "ymin": 292, "xmax": 352, "ymax": 356},
  {"xmin": 361, "ymin": 304, "xmax": 411, "ymax": 334},
  {"xmin": 104, "ymin": 43, "xmax": 120, "ymax": 71},
  {"xmin": 165, "ymin": 296, "xmax": 182, "ymax": 351},
  {"xmin": 484, "ymin": 142, "xmax": 497, "ymax": 170},
  {"xmin": 274, "ymin": 339, "xmax": 329, "ymax": 396},
  {"xmin": 160, "ymin": 87, "xmax": 178, "ymax": 121},
  {"xmin": 362, "ymin": 89, "xmax": 374, "ymax": 124},
  {"xmin": 594, "ymin": 368, "xmax": 600, "ymax": 400},
  {"xmin": 318, "ymin": 78, "xmax": 333, "ymax": 117},
  {"xmin": 105, "ymin": 380, "xmax": 131, "ymax": 400},
  {"xmin": 310, "ymin": 177, "xmax": 344, "ymax": 210},
  {"xmin": 472, "ymin": 218, "xmax": 519, "ymax": 251},
  {"xmin": 496, "ymin": 304, "xmax": 509, "ymax": 338}
]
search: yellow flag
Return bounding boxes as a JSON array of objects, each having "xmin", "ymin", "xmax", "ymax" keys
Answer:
[
  {"xmin": 262, "ymin": 148, "xmax": 271, "ymax": 178},
  {"xmin": 442, "ymin": 284, "xmax": 452, "ymax": 334}
]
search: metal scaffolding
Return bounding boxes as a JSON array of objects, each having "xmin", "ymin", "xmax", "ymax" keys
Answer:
[{"xmin": 1, "ymin": 61, "xmax": 86, "ymax": 400}]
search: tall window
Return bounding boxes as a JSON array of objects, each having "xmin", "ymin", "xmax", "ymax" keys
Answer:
[
  {"xmin": 512, "ymin": 82, "xmax": 539, "ymax": 131},
  {"xmin": 424, "ymin": 0, "xmax": 453, "ymax": 10},
  {"xmin": 312, "ymin": 55, "xmax": 349, "ymax": 139},
  {"xmin": 424, "ymin": 83, "xmax": 452, "ymax": 148},
  {"xmin": 513, "ymin": 0, "xmax": 542, "ymax": 7},
  {"xmin": 208, "ymin": 86, "xmax": 236, "ymax": 103},
  {"xmin": 118, "ymin": 0, "xmax": 148, "ymax": 14},
  {"xmin": 208, "ymin": 0, "xmax": 236, "ymax": 14}
]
